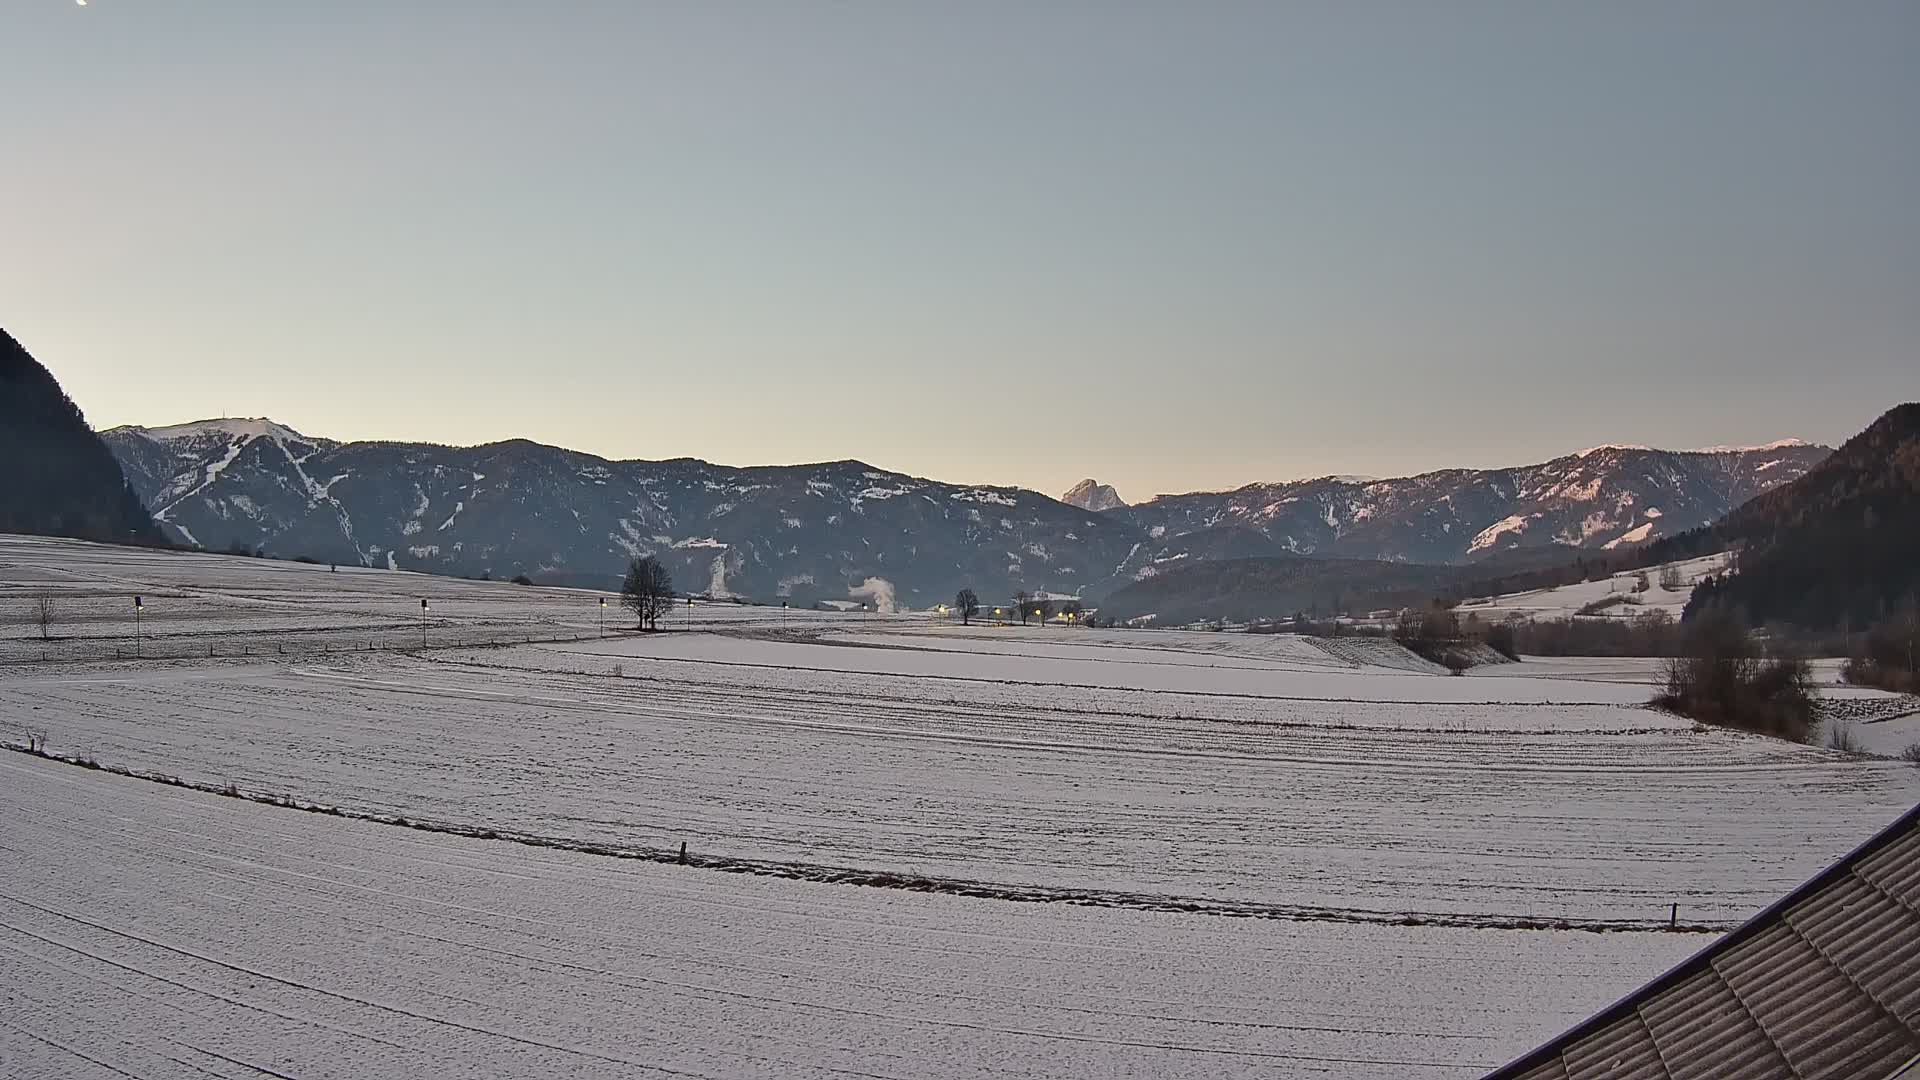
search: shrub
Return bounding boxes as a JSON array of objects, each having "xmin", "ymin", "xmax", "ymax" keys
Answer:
[
  {"xmin": 1485, "ymin": 620, "xmax": 1520, "ymax": 662},
  {"xmin": 1823, "ymin": 717, "xmax": 1862, "ymax": 753},
  {"xmin": 1393, "ymin": 603, "xmax": 1460, "ymax": 663},
  {"xmin": 1576, "ymin": 594, "xmax": 1641, "ymax": 616},
  {"xmin": 1507, "ymin": 610, "xmax": 1679, "ymax": 657},
  {"xmin": 511, "ymin": 574, "xmax": 534, "ymax": 586},
  {"xmin": 1440, "ymin": 651, "xmax": 1472, "ymax": 676},
  {"xmin": 1841, "ymin": 608, "xmax": 1920, "ymax": 693},
  {"xmin": 1899, "ymin": 742, "xmax": 1920, "ymax": 766},
  {"xmin": 1653, "ymin": 612, "xmax": 1816, "ymax": 741}
]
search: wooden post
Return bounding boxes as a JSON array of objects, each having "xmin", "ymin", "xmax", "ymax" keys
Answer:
[
  {"xmin": 1670, "ymin": 903, "xmax": 1678, "ymax": 929},
  {"xmin": 678, "ymin": 841, "xmax": 688, "ymax": 865}
]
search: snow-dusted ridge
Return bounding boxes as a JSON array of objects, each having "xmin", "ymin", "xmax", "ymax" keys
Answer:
[
  {"xmin": 122, "ymin": 417, "xmax": 318, "ymax": 445},
  {"xmin": 1687, "ymin": 437, "xmax": 1812, "ymax": 454},
  {"xmin": 100, "ymin": 415, "xmax": 1831, "ymax": 590}
]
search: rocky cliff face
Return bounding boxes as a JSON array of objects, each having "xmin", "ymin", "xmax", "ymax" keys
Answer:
[{"xmin": 1061, "ymin": 479, "xmax": 1126, "ymax": 512}]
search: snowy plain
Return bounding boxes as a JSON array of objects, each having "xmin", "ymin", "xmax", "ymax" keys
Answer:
[
  {"xmin": 1452, "ymin": 552, "xmax": 1730, "ymax": 623},
  {"xmin": 0, "ymin": 753, "xmax": 1699, "ymax": 1080},
  {"xmin": 4, "ymin": 535, "xmax": 1919, "ymax": 1078}
]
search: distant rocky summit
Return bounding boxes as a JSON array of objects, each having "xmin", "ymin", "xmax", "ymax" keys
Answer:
[{"xmin": 1061, "ymin": 479, "xmax": 1126, "ymax": 512}]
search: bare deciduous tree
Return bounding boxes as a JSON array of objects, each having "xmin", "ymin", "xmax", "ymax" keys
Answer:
[
  {"xmin": 33, "ymin": 596, "xmax": 54, "ymax": 641},
  {"xmin": 1658, "ymin": 565, "xmax": 1684, "ymax": 591},
  {"xmin": 953, "ymin": 588, "xmax": 979, "ymax": 626},
  {"xmin": 1012, "ymin": 590, "xmax": 1032, "ymax": 626},
  {"xmin": 621, "ymin": 556, "xmax": 675, "ymax": 631}
]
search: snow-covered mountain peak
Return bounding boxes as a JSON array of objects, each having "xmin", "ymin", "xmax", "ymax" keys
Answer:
[
  {"xmin": 1062, "ymin": 478, "xmax": 1126, "ymax": 512},
  {"xmin": 1687, "ymin": 437, "xmax": 1811, "ymax": 454},
  {"xmin": 1573, "ymin": 443, "xmax": 1656, "ymax": 458},
  {"xmin": 123, "ymin": 417, "xmax": 317, "ymax": 446}
]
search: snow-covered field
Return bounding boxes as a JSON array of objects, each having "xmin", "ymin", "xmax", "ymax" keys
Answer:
[
  {"xmin": 4, "ymin": 536, "xmax": 1918, "ymax": 1078},
  {"xmin": 0, "ymin": 533, "xmax": 905, "ymax": 661},
  {"xmin": 1454, "ymin": 552, "xmax": 1730, "ymax": 622},
  {"xmin": 0, "ymin": 753, "xmax": 1698, "ymax": 1079}
]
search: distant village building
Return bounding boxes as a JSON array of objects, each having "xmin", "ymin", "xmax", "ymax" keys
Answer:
[{"xmin": 1006, "ymin": 591, "xmax": 1090, "ymax": 623}]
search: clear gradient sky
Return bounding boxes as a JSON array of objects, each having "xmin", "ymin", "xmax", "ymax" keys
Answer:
[{"xmin": 4, "ymin": 2, "xmax": 1914, "ymax": 499}]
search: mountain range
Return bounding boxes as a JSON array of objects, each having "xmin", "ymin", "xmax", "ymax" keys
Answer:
[
  {"xmin": 103, "ymin": 418, "xmax": 1136, "ymax": 607},
  {"xmin": 99, "ymin": 414, "xmax": 1828, "ymax": 607},
  {"xmin": 1104, "ymin": 441, "xmax": 1828, "ymax": 566}
]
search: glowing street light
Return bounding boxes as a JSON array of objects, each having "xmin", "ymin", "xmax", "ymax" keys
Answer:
[
  {"xmin": 598, "ymin": 596, "xmax": 606, "ymax": 637},
  {"xmin": 133, "ymin": 595, "xmax": 143, "ymax": 657},
  {"xmin": 420, "ymin": 598, "xmax": 429, "ymax": 649}
]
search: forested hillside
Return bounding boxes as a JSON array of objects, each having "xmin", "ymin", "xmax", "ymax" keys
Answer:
[{"xmin": 0, "ymin": 330, "xmax": 164, "ymax": 546}]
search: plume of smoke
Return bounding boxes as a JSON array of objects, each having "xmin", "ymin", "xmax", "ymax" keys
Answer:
[{"xmin": 848, "ymin": 577, "xmax": 897, "ymax": 614}]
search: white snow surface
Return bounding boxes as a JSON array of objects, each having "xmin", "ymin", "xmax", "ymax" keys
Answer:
[
  {"xmin": 3, "ymin": 533, "xmax": 1918, "ymax": 1078},
  {"xmin": 0, "ymin": 753, "xmax": 1698, "ymax": 1079},
  {"xmin": 1467, "ymin": 513, "xmax": 1531, "ymax": 554},
  {"xmin": 138, "ymin": 416, "xmax": 311, "ymax": 444},
  {"xmin": 1689, "ymin": 438, "xmax": 1811, "ymax": 453},
  {"xmin": 1458, "ymin": 552, "xmax": 1731, "ymax": 623}
]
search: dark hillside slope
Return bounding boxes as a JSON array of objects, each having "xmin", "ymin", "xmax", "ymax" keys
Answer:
[
  {"xmin": 0, "ymin": 330, "xmax": 164, "ymax": 545},
  {"xmin": 1686, "ymin": 403, "xmax": 1919, "ymax": 630}
]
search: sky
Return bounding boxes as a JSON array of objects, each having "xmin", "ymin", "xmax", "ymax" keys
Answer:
[{"xmin": 3, "ymin": 2, "xmax": 1914, "ymax": 499}]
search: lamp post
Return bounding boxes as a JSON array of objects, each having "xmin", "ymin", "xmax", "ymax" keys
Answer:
[
  {"xmin": 420, "ymin": 598, "xmax": 429, "ymax": 649},
  {"xmin": 685, "ymin": 596, "xmax": 692, "ymax": 632},
  {"xmin": 133, "ymin": 595, "xmax": 143, "ymax": 658},
  {"xmin": 598, "ymin": 596, "xmax": 606, "ymax": 637}
]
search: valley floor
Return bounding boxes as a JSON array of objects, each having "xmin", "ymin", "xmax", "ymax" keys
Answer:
[
  {"xmin": 0, "ymin": 753, "xmax": 1694, "ymax": 1080},
  {"xmin": 3, "ymin": 535, "xmax": 1918, "ymax": 1078}
]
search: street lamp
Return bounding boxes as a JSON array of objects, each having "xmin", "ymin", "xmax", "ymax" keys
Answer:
[
  {"xmin": 133, "ymin": 595, "xmax": 143, "ymax": 657},
  {"xmin": 685, "ymin": 596, "xmax": 692, "ymax": 632},
  {"xmin": 420, "ymin": 598, "xmax": 429, "ymax": 649},
  {"xmin": 598, "ymin": 596, "xmax": 606, "ymax": 637}
]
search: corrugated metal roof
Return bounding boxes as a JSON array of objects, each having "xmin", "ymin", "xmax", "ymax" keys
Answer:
[{"xmin": 1487, "ymin": 803, "xmax": 1920, "ymax": 1080}]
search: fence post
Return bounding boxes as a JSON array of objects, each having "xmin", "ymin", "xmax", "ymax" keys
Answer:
[
  {"xmin": 678, "ymin": 841, "xmax": 687, "ymax": 865},
  {"xmin": 1669, "ymin": 903, "xmax": 1678, "ymax": 929}
]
